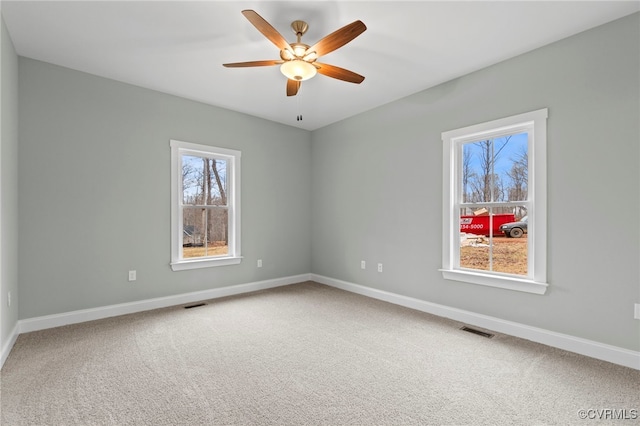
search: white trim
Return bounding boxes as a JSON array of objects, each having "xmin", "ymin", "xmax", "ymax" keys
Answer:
[
  {"xmin": 170, "ymin": 139, "xmax": 242, "ymax": 271},
  {"xmin": 441, "ymin": 109, "xmax": 548, "ymax": 141},
  {"xmin": 18, "ymin": 274, "xmax": 310, "ymax": 334},
  {"xmin": 440, "ymin": 269, "xmax": 547, "ymax": 295},
  {"xmin": 4, "ymin": 274, "xmax": 638, "ymax": 371},
  {"xmin": 0, "ymin": 322, "xmax": 19, "ymax": 369},
  {"xmin": 441, "ymin": 108, "xmax": 548, "ymax": 292},
  {"xmin": 311, "ymin": 274, "xmax": 640, "ymax": 371},
  {"xmin": 169, "ymin": 140, "xmax": 240, "ymax": 159},
  {"xmin": 170, "ymin": 256, "xmax": 242, "ymax": 271},
  {"xmin": 0, "ymin": 11, "xmax": 3, "ymax": 369}
]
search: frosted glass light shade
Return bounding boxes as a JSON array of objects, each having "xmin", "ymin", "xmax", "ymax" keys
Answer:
[{"xmin": 280, "ymin": 60, "xmax": 317, "ymax": 81}]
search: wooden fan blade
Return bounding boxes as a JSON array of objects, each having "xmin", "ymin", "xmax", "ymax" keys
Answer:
[
  {"xmin": 223, "ymin": 60, "xmax": 282, "ymax": 68},
  {"xmin": 315, "ymin": 63, "xmax": 365, "ymax": 84},
  {"xmin": 241, "ymin": 10, "xmax": 291, "ymax": 51},
  {"xmin": 305, "ymin": 20, "xmax": 366, "ymax": 58},
  {"xmin": 286, "ymin": 79, "xmax": 301, "ymax": 96}
]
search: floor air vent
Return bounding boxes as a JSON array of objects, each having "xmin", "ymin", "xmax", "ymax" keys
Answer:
[
  {"xmin": 460, "ymin": 326, "xmax": 494, "ymax": 339},
  {"xmin": 184, "ymin": 303, "xmax": 206, "ymax": 309}
]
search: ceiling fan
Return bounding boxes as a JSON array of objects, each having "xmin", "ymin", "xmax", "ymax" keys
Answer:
[{"xmin": 223, "ymin": 10, "xmax": 366, "ymax": 96}]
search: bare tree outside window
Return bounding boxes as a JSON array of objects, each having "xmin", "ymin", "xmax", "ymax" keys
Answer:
[
  {"xmin": 181, "ymin": 155, "xmax": 229, "ymax": 258},
  {"xmin": 170, "ymin": 140, "xmax": 241, "ymax": 271},
  {"xmin": 441, "ymin": 108, "xmax": 547, "ymax": 293},
  {"xmin": 459, "ymin": 133, "xmax": 529, "ymax": 275}
]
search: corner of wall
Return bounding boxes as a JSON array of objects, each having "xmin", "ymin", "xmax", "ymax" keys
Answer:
[{"xmin": 0, "ymin": 12, "xmax": 20, "ymax": 369}]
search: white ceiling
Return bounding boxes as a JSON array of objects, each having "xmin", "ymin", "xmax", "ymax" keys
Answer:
[{"xmin": 2, "ymin": 1, "xmax": 638, "ymax": 131}]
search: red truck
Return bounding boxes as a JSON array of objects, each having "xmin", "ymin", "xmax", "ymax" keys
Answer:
[{"xmin": 460, "ymin": 213, "xmax": 515, "ymax": 236}]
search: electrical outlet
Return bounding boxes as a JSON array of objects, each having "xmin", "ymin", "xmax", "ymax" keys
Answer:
[
  {"xmin": 361, "ymin": 260, "xmax": 366, "ymax": 269},
  {"xmin": 634, "ymin": 303, "xmax": 640, "ymax": 320},
  {"xmin": 128, "ymin": 270, "xmax": 137, "ymax": 281},
  {"xmin": 257, "ymin": 259, "xmax": 263, "ymax": 268},
  {"xmin": 7, "ymin": 291, "xmax": 11, "ymax": 307},
  {"xmin": 377, "ymin": 263, "xmax": 383, "ymax": 273}
]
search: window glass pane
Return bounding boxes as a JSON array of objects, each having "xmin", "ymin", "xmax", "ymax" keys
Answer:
[
  {"xmin": 459, "ymin": 208, "xmax": 491, "ymax": 271},
  {"xmin": 461, "ymin": 133, "xmax": 528, "ymax": 203},
  {"xmin": 495, "ymin": 211, "xmax": 528, "ymax": 275},
  {"xmin": 210, "ymin": 159, "xmax": 228, "ymax": 207},
  {"xmin": 171, "ymin": 140, "xmax": 241, "ymax": 270},
  {"xmin": 182, "ymin": 155, "xmax": 205, "ymax": 206},
  {"xmin": 183, "ymin": 207, "xmax": 206, "ymax": 257},
  {"xmin": 493, "ymin": 232, "xmax": 528, "ymax": 275},
  {"xmin": 500, "ymin": 133, "xmax": 528, "ymax": 202},
  {"xmin": 181, "ymin": 155, "xmax": 228, "ymax": 206},
  {"xmin": 442, "ymin": 109, "xmax": 546, "ymax": 289},
  {"xmin": 207, "ymin": 208, "xmax": 229, "ymax": 255},
  {"xmin": 182, "ymin": 207, "xmax": 229, "ymax": 259},
  {"xmin": 459, "ymin": 207, "xmax": 528, "ymax": 276}
]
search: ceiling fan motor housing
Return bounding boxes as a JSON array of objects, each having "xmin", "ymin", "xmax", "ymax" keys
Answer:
[
  {"xmin": 223, "ymin": 10, "xmax": 367, "ymax": 96},
  {"xmin": 291, "ymin": 20, "xmax": 309, "ymax": 37}
]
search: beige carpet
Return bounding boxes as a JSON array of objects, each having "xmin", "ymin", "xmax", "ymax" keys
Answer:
[{"xmin": 1, "ymin": 282, "xmax": 638, "ymax": 425}]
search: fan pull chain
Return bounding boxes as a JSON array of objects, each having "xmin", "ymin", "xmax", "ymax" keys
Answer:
[{"xmin": 296, "ymin": 93, "xmax": 302, "ymax": 121}]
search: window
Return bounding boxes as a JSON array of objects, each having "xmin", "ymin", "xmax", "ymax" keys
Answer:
[
  {"xmin": 170, "ymin": 140, "xmax": 241, "ymax": 271},
  {"xmin": 441, "ymin": 109, "xmax": 548, "ymax": 294}
]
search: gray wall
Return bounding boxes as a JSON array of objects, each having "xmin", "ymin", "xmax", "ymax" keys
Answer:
[
  {"xmin": 13, "ymin": 13, "xmax": 640, "ymax": 354},
  {"xmin": 18, "ymin": 58, "xmax": 311, "ymax": 319},
  {"xmin": 311, "ymin": 14, "xmax": 640, "ymax": 351},
  {"xmin": 1, "ymin": 15, "xmax": 19, "ymax": 351}
]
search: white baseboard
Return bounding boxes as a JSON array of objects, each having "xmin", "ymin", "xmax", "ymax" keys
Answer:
[
  {"xmin": 1, "ymin": 274, "xmax": 308, "ymax": 369},
  {"xmin": 1, "ymin": 322, "xmax": 20, "ymax": 369},
  {"xmin": 311, "ymin": 274, "xmax": 640, "ymax": 370},
  {"xmin": 17, "ymin": 274, "xmax": 311, "ymax": 335},
  {"xmin": 5, "ymin": 273, "xmax": 638, "ymax": 372}
]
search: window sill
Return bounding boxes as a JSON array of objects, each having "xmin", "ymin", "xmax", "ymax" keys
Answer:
[
  {"xmin": 171, "ymin": 256, "xmax": 242, "ymax": 271},
  {"xmin": 440, "ymin": 269, "xmax": 548, "ymax": 295}
]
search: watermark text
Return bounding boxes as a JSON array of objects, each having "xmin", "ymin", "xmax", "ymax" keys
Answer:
[{"xmin": 578, "ymin": 409, "xmax": 638, "ymax": 420}]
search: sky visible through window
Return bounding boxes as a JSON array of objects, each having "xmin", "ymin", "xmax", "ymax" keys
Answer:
[
  {"xmin": 462, "ymin": 132, "xmax": 528, "ymax": 204},
  {"xmin": 182, "ymin": 155, "xmax": 227, "ymax": 204}
]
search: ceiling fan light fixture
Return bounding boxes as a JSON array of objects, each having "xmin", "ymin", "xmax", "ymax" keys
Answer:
[
  {"xmin": 292, "ymin": 43, "xmax": 307, "ymax": 57},
  {"xmin": 280, "ymin": 59, "xmax": 317, "ymax": 81},
  {"xmin": 224, "ymin": 10, "xmax": 367, "ymax": 96},
  {"xmin": 281, "ymin": 48, "xmax": 295, "ymax": 61},
  {"xmin": 302, "ymin": 51, "xmax": 318, "ymax": 62}
]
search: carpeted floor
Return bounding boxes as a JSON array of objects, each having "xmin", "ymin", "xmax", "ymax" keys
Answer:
[{"xmin": 1, "ymin": 281, "xmax": 638, "ymax": 425}]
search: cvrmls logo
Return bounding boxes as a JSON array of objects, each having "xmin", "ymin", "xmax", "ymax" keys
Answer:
[{"xmin": 460, "ymin": 218, "xmax": 472, "ymax": 225}]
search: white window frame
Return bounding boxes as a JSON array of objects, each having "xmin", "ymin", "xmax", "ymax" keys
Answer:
[
  {"xmin": 440, "ymin": 109, "xmax": 548, "ymax": 294},
  {"xmin": 170, "ymin": 140, "xmax": 241, "ymax": 271}
]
